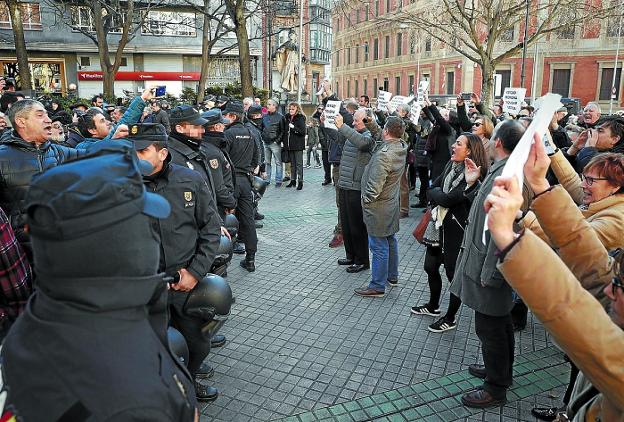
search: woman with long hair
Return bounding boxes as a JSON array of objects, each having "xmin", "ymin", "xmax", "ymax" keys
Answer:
[
  {"xmin": 411, "ymin": 133, "xmax": 490, "ymax": 333},
  {"xmin": 471, "ymin": 115, "xmax": 495, "ymax": 161},
  {"xmin": 283, "ymin": 102, "xmax": 307, "ymax": 190}
]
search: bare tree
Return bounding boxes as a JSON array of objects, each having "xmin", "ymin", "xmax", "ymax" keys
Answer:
[
  {"xmin": 45, "ymin": 0, "xmax": 157, "ymax": 96},
  {"xmin": 4, "ymin": 0, "xmax": 32, "ymax": 90},
  {"xmin": 336, "ymin": 0, "xmax": 618, "ymax": 107}
]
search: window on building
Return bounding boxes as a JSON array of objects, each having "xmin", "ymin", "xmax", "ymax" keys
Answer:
[
  {"xmin": 373, "ymin": 78, "xmax": 378, "ymax": 93},
  {"xmin": 363, "ymin": 79, "xmax": 368, "ymax": 96},
  {"xmin": 385, "ymin": 0, "xmax": 391, "ymax": 13},
  {"xmin": 70, "ymin": 6, "xmax": 126, "ymax": 33},
  {"xmin": 80, "ymin": 56, "xmax": 91, "ymax": 67},
  {"xmin": 422, "ymin": 73, "xmax": 430, "ymax": 82},
  {"xmin": 336, "ymin": 49, "xmax": 340, "ymax": 67},
  {"xmin": 495, "ymin": 70, "xmax": 512, "ymax": 97},
  {"xmin": 395, "ymin": 76, "xmax": 401, "ymax": 93},
  {"xmin": 409, "ymin": 32, "xmax": 416, "ymax": 54},
  {"xmin": 120, "ymin": 57, "xmax": 128, "ymax": 67},
  {"xmin": 408, "ymin": 75, "xmax": 415, "ymax": 94},
  {"xmin": 607, "ymin": 1, "xmax": 624, "ymax": 37},
  {"xmin": 364, "ymin": 42, "xmax": 369, "ymax": 61},
  {"xmin": 396, "ymin": 32, "xmax": 403, "ymax": 56},
  {"xmin": 0, "ymin": 2, "xmax": 41, "ymax": 30},
  {"xmin": 446, "ymin": 71, "xmax": 454, "ymax": 95},
  {"xmin": 555, "ymin": 25, "xmax": 575, "ymax": 40},
  {"xmin": 275, "ymin": 0, "xmax": 296, "ymax": 15},
  {"xmin": 347, "ymin": 80, "xmax": 351, "ymax": 97},
  {"xmin": 375, "ymin": 0, "xmax": 380, "ymax": 15},
  {"xmin": 552, "ymin": 68, "xmax": 571, "ymax": 97},
  {"xmin": 599, "ymin": 67, "xmax": 622, "ymax": 100},
  {"xmin": 373, "ymin": 38, "xmax": 379, "ymax": 60},
  {"xmin": 384, "ymin": 35, "xmax": 390, "ymax": 58},
  {"xmin": 336, "ymin": 81, "xmax": 339, "ymax": 96},
  {"xmin": 355, "ymin": 45, "xmax": 360, "ymax": 63},
  {"xmin": 425, "ymin": 37, "xmax": 431, "ymax": 52},
  {"xmin": 500, "ymin": 27, "xmax": 514, "ymax": 42},
  {"xmin": 383, "ymin": 77, "xmax": 389, "ymax": 91},
  {"xmin": 347, "ymin": 47, "xmax": 351, "ymax": 65},
  {"xmin": 142, "ymin": 11, "xmax": 196, "ymax": 36},
  {"xmin": 365, "ymin": 5, "xmax": 369, "ymax": 20},
  {"xmin": 355, "ymin": 80, "xmax": 359, "ymax": 97}
]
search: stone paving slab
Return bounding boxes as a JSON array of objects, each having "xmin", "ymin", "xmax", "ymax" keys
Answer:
[{"xmin": 199, "ymin": 168, "xmax": 567, "ymax": 422}]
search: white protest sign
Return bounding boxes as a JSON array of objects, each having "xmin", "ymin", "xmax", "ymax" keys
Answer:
[
  {"xmin": 377, "ymin": 90, "xmax": 392, "ymax": 111},
  {"xmin": 482, "ymin": 93, "xmax": 562, "ymax": 244},
  {"xmin": 416, "ymin": 80, "xmax": 429, "ymax": 103},
  {"xmin": 502, "ymin": 88, "xmax": 527, "ymax": 115},
  {"xmin": 388, "ymin": 95, "xmax": 409, "ymax": 112},
  {"xmin": 323, "ymin": 100, "xmax": 342, "ymax": 130},
  {"xmin": 409, "ymin": 103, "xmax": 422, "ymax": 125}
]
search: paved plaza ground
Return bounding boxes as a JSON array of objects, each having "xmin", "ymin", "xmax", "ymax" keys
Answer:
[{"xmin": 200, "ymin": 167, "xmax": 569, "ymax": 422}]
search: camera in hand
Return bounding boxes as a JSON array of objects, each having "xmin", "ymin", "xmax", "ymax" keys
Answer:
[{"xmin": 461, "ymin": 92, "xmax": 472, "ymax": 101}]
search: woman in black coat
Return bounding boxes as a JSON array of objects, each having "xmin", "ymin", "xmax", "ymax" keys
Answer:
[
  {"xmin": 283, "ymin": 102, "xmax": 307, "ymax": 189},
  {"xmin": 411, "ymin": 133, "xmax": 490, "ymax": 333}
]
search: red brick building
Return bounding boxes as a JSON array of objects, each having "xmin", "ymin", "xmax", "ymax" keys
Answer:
[{"xmin": 332, "ymin": 0, "xmax": 624, "ymax": 110}]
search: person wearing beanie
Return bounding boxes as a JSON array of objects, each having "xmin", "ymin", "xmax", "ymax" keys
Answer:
[
  {"xmin": 130, "ymin": 123, "xmax": 223, "ymax": 402},
  {"xmin": 223, "ymin": 101, "xmax": 259, "ymax": 272},
  {"xmin": 0, "ymin": 145, "xmax": 198, "ymax": 421}
]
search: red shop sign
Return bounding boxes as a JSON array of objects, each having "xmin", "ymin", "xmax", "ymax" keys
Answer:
[{"xmin": 77, "ymin": 71, "xmax": 201, "ymax": 81}]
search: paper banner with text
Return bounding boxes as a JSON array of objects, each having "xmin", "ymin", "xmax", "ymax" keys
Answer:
[
  {"xmin": 417, "ymin": 80, "xmax": 429, "ymax": 103},
  {"xmin": 376, "ymin": 90, "xmax": 393, "ymax": 111},
  {"xmin": 388, "ymin": 95, "xmax": 414, "ymax": 113},
  {"xmin": 482, "ymin": 92, "xmax": 562, "ymax": 244},
  {"xmin": 502, "ymin": 88, "xmax": 527, "ymax": 115},
  {"xmin": 323, "ymin": 100, "xmax": 342, "ymax": 130}
]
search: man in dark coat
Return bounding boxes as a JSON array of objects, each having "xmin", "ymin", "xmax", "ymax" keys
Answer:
[
  {"xmin": 0, "ymin": 99, "xmax": 82, "ymax": 257},
  {"xmin": 132, "ymin": 124, "xmax": 222, "ymax": 402},
  {"xmin": 450, "ymin": 120, "xmax": 533, "ymax": 408},
  {"xmin": 151, "ymin": 100, "xmax": 171, "ymax": 134},
  {"xmin": 0, "ymin": 146, "xmax": 198, "ymax": 421},
  {"xmin": 224, "ymin": 101, "xmax": 259, "ymax": 272}
]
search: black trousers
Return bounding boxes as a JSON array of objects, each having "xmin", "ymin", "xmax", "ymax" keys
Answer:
[
  {"xmin": 170, "ymin": 290, "xmax": 210, "ymax": 378},
  {"xmin": 321, "ymin": 150, "xmax": 331, "ymax": 182},
  {"xmin": 417, "ymin": 166, "xmax": 430, "ymax": 204},
  {"xmin": 234, "ymin": 175, "xmax": 257, "ymax": 254},
  {"xmin": 288, "ymin": 150, "xmax": 304, "ymax": 182},
  {"xmin": 338, "ymin": 188, "xmax": 369, "ymax": 266},
  {"xmin": 407, "ymin": 162, "xmax": 417, "ymax": 188},
  {"xmin": 475, "ymin": 311, "xmax": 514, "ymax": 398}
]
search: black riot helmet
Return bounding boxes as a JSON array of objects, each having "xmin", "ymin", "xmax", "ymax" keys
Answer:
[
  {"xmin": 251, "ymin": 175, "xmax": 268, "ymax": 197},
  {"xmin": 212, "ymin": 234, "xmax": 233, "ymax": 268},
  {"xmin": 167, "ymin": 327, "xmax": 189, "ymax": 366},
  {"xmin": 184, "ymin": 274, "xmax": 232, "ymax": 321},
  {"xmin": 223, "ymin": 213, "xmax": 239, "ymax": 239}
]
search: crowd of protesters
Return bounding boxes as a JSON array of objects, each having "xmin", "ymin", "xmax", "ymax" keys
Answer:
[{"xmin": 0, "ymin": 70, "xmax": 623, "ymax": 422}]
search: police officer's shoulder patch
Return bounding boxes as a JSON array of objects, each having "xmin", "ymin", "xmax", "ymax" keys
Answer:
[
  {"xmin": 184, "ymin": 191, "xmax": 193, "ymax": 202},
  {"xmin": 209, "ymin": 159, "xmax": 219, "ymax": 169}
]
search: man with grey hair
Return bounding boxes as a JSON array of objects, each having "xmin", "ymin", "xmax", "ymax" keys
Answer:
[
  {"xmin": 243, "ymin": 97, "xmax": 254, "ymax": 112},
  {"xmin": 0, "ymin": 100, "xmax": 81, "ymax": 255},
  {"xmin": 261, "ymin": 99, "xmax": 286, "ymax": 186},
  {"xmin": 581, "ymin": 101, "xmax": 602, "ymax": 129}
]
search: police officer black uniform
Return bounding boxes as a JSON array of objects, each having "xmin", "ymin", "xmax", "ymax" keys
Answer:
[
  {"xmin": 200, "ymin": 110, "xmax": 237, "ymax": 218},
  {"xmin": 223, "ymin": 101, "xmax": 259, "ymax": 272},
  {"xmin": 1, "ymin": 145, "xmax": 198, "ymax": 421},
  {"xmin": 130, "ymin": 123, "xmax": 223, "ymax": 402}
]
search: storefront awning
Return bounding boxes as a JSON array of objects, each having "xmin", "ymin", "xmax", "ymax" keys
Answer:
[{"xmin": 77, "ymin": 71, "xmax": 201, "ymax": 81}]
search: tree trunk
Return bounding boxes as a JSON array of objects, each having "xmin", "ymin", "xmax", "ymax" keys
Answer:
[
  {"xmin": 102, "ymin": 66, "xmax": 115, "ymax": 97},
  {"xmin": 197, "ymin": 2, "xmax": 212, "ymax": 104},
  {"xmin": 480, "ymin": 61, "xmax": 495, "ymax": 110},
  {"xmin": 228, "ymin": 0, "xmax": 253, "ymax": 98},
  {"xmin": 7, "ymin": 0, "xmax": 32, "ymax": 92}
]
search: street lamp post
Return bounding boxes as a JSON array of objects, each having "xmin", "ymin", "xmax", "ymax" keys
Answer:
[
  {"xmin": 520, "ymin": 0, "xmax": 530, "ymax": 88},
  {"xmin": 609, "ymin": 4, "xmax": 624, "ymax": 114},
  {"xmin": 297, "ymin": 0, "xmax": 305, "ymax": 104}
]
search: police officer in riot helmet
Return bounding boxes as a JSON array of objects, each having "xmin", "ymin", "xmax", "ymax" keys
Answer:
[
  {"xmin": 200, "ymin": 109, "xmax": 237, "ymax": 218},
  {"xmin": 245, "ymin": 104, "xmax": 267, "ymax": 224},
  {"xmin": 1, "ymin": 145, "xmax": 199, "ymax": 420},
  {"xmin": 130, "ymin": 123, "xmax": 223, "ymax": 402},
  {"xmin": 223, "ymin": 101, "xmax": 259, "ymax": 272}
]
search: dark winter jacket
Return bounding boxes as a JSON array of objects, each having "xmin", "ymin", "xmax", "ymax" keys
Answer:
[
  {"xmin": 282, "ymin": 113, "xmax": 306, "ymax": 151},
  {"xmin": 326, "ymin": 109, "xmax": 354, "ymax": 164},
  {"xmin": 224, "ymin": 121, "xmax": 259, "ymax": 175},
  {"xmin": 261, "ymin": 111, "xmax": 285, "ymax": 145},
  {"xmin": 0, "ymin": 131, "xmax": 82, "ymax": 254},
  {"xmin": 201, "ymin": 131, "xmax": 236, "ymax": 211},
  {"xmin": 424, "ymin": 105, "xmax": 456, "ymax": 181}
]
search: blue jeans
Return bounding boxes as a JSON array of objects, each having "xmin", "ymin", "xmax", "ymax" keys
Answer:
[
  {"xmin": 368, "ymin": 234, "xmax": 398, "ymax": 292},
  {"xmin": 264, "ymin": 143, "xmax": 283, "ymax": 183}
]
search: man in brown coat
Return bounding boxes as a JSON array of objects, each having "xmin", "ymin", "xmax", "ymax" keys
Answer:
[{"xmin": 354, "ymin": 116, "xmax": 408, "ymax": 297}]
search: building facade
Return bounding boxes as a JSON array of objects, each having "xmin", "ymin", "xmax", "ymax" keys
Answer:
[
  {"xmin": 0, "ymin": 0, "xmax": 263, "ymax": 99},
  {"xmin": 332, "ymin": 0, "xmax": 624, "ymax": 111},
  {"xmin": 262, "ymin": 0, "xmax": 332, "ymax": 104}
]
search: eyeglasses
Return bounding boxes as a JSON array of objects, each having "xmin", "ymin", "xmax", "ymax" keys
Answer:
[
  {"xmin": 611, "ymin": 277, "xmax": 624, "ymax": 296},
  {"xmin": 472, "ymin": 122, "xmax": 482, "ymax": 127},
  {"xmin": 580, "ymin": 174, "xmax": 609, "ymax": 186}
]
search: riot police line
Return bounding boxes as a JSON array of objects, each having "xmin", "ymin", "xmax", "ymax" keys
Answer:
[{"xmin": 0, "ymin": 88, "xmax": 270, "ymax": 419}]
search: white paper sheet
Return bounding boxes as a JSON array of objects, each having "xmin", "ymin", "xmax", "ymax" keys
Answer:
[{"xmin": 323, "ymin": 100, "xmax": 342, "ymax": 130}]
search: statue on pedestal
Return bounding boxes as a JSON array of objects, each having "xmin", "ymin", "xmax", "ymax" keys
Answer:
[{"xmin": 273, "ymin": 29, "xmax": 306, "ymax": 94}]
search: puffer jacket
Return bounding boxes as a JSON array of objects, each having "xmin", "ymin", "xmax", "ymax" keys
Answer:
[
  {"xmin": 522, "ymin": 150, "xmax": 624, "ymax": 251},
  {"xmin": 360, "ymin": 138, "xmax": 407, "ymax": 237},
  {"xmin": 498, "ymin": 185, "xmax": 623, "ymax": 421},
  {"xmin": 336, "ymin": 125, "xmax": 375, "ymax": 191},
  {"xmin": 0, "ymin": 131, "xmax": 82, "ymax": 251}
]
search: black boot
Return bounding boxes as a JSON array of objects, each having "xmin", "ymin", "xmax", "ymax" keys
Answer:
[
  {"xmin": 285, "ymin": 180, "xmax": 296, "ymax": 188},
  {"xmin": 296, "ymin": 180, "xmax": 303, "ymax": 190},
  {"xmin": 194, "ymin": 379, "xmax": 219, "ymax": 401},
  {"xmin": 240, "ymin": 253, "xmax": 255, "ymax": 272}
]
